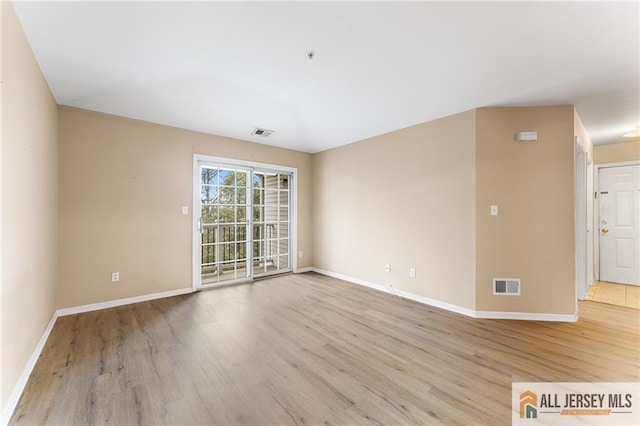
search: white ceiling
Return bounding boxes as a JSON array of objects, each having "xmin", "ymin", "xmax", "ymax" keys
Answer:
[{"xmin": 13, "ymin": 1, "xmax": 640, "ymax": 153}]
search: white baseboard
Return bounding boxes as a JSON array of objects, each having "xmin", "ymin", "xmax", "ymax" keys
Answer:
[
  {"xmin": 1, "ymin": 311, "xmax": 58, "ymax": 426},
  {"xmin": 312, "ymin": 267, "xmax": 475, "ymax": 317},
  {"xmin": 311, "ymin": 267, "xmax": 577, "ymax": 322},
  {"xmin": 394, "ymin": 288, "xmax": 477, "ymax": 318},
  {"xmin": 56, "ymin": 287, "xmax": 195, "ymax": 317},
  {"xmin": 312, "ymin": 267, "xmax": 388, "ymax": 293},
  {"xmin": 294, "ymin": 267, "xmax": 313, "ymax": 273}
]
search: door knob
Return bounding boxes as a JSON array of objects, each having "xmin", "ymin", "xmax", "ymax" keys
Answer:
[{"xmin": 601, "ymin": 228, "xmax": 609, "ymax": 234}]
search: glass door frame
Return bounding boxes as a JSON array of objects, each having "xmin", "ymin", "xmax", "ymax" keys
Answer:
[{"xmin": 192, "ymin": 154, "xmax": 297, "ymax": 290}]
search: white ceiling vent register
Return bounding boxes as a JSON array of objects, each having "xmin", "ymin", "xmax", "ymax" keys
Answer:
[
  {"xmin": 493, "ymin": 278, "xmax": 521, "ymax": 296},
  {"xmin": 252, "ymin": 128, "xmax": 274, "ymax": 137}
]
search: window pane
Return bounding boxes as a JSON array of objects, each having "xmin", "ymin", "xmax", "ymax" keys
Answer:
[
  {"xmin": 218, "ymin": 225, "xmax": 235, "ymax": 244},
  {"xmin": 253, "ymin": 189, "xmax": 264, "ymax": 205},
  {"xmin": 201, "ymin": 225, "xmax": 217, "ymax": 244},
  {"xmin": 279, "ymin": 175, "xmax": 290, "ymax": 189},
  {"xmin": 235, "ymin": 225, "xmax": 247, "ymax": 242},
  {"xmin": 253, "ymin": 224, "xmax": 265, "ymax": 239},
  {"xmin": 265, "ymin": 174, "xmax": 278, "ymax": 190},
  {"xmin": 237, "ymin": 206, "xmax": 247, "ymax": 223},
  {"xmin": 253, "ymin": 240, "xmax": 263, "ymax": 257},
  {"xmin": 219, "ymin": 169, "xmax": 233, "ymax": 185},
  {"xmin": 279, "ymin": 189, "xmax": 289, "ymax": 204},
  {"xmin": 219, "ymin": 187, "xmax": 235, "ymax": 205},
  {"xmin": 201, "ymin": 245, "xmax": 216, "ymax": 265},
  {"xmin": 253, "ymin": 174, "xmax": 264, "ymax": 188},
  {"xmin": 201, "ymin": 206, "xmax": 218, "ymax": 224},
  {"xmin": 201, "ymin": 167, "xmax": 219, "ymax": 185},
  {"xmin": 237, "ymin": 172, "xmax": 247, "ymax": 187},
  {"xmin": 279, "ymin": 206, "xmax": 289, "ymax": 221},
  {"xmin": 219, "ymin": 241, "xmax": 235, "ymax": 261},
  {"xmin": 253, "ymin": 206, "xmax": 263, "ymax": 221},
  {"xmin": 218, "ymin": 206, "xmax": 234, "ymax": 223},
  {"xmin": 201, "ymin": 185, "xmax": 218, "ymax": 204},
  {"xmin": 265, "ymin": 189, "xmax": 278, "ymax": 205},
  {"xmin": 237, "ymin": 188, "xmax": 247, "ymax": 205},
  {"xmin": 278, "ymin": 223, "xmax": 289, "ymax": 238},
  {"xmin": 236, "ymin": 242, "xmax": 247, "ymax": 261},
  {"xmin": 276, "ymin": 255, "xmax": 289, "ymax": 270}
]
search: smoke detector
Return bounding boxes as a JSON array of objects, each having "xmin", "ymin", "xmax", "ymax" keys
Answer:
[{"xmin": 252, "ymin": 128, "xmax": 274, "ymax": 137}]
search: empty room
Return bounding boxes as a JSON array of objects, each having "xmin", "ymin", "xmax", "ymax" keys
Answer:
[{"xmin": 2, "ymin": 1, "xmax": 639, "ymax": 425}]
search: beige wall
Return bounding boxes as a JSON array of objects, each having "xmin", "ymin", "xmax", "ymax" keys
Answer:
[
  {"xmin": 312, "ymin": 111, "xmax": 477, "ymax": 310},
  {"xmin": 1, "ymin": 1, "xmax": 58, "ymax": 416},
  {"xmin": 475, "ymin": 106, "xmax": 576, "ymax": 314},
  {"xmin": 594, "ymin": 140, "xmax": 640, "ymax": 164},
  {"xmin": 58, "ymin": 107, "xmax": 312, "ymax": 308}
]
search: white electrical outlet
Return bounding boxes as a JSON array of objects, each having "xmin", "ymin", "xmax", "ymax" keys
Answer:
[
  {"xmin": 384, "ymin": 264, "xmax": 390, "ymax": 272},
  {"xmin": 111, "ymin": 272, "xmax": 120, "ymax": 282},
  {"xmin": 299, "ymin": 251, "xmax": 304, "ymax": 258},
  {"xmin": 409, "ymin": 268, "xmax": 416, "ymax": 278}
]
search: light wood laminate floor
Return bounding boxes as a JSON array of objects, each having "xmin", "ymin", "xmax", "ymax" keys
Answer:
[{"xmin": 10, "ymin": 273, "xmax": 640, "ymax": 425}]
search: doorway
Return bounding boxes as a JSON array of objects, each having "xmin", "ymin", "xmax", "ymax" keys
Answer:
[
  {"xmin": 597, "ymin": 164, "xmax": 640, "ymax": 286},
  {"xmin": 193, "ymin": 155, "xmax": 296, "ymax": 289}
]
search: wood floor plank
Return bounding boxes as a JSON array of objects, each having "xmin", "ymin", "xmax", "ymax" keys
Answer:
[{"xmin": 10, "ymin": 272, "xmax": 640, "ymax": 425}]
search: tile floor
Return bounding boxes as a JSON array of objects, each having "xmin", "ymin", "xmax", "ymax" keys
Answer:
[{"xmin": 587, "ymin": 281, "xmax": 640, "ymax": 309}]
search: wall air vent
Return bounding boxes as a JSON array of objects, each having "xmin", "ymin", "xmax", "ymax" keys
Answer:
[
  {"xmin": 493, "ymin": 278, "xmax": 521, "ymax": 296},
  {"xmin": 515, "ymin": 131, "xmax": 537, "ymax": 142},
  {"xmin": 252, "ymin": 128, "xmax": 274, "ymax": 137}
]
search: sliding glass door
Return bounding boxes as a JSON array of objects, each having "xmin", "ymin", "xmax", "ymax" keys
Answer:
[{"xmin": 194, "ymin": 156, "xmax": 294, "ymax": 288}]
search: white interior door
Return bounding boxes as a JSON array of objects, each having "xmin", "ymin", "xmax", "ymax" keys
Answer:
[{"xmin": 598, "ymin": 165, "xmax": 640, "ymax": 285}]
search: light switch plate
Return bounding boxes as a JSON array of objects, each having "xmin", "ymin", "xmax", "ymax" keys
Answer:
[
  {"xmin": 490, "ymin": 205, "xmax": 498, "ymax": 216},
  {"xmin": 182, "ymin": 206, "xmax": 188, "ymax": 215}
]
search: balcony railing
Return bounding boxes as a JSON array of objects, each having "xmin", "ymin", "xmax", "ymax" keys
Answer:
[{"xmin": 201, "ymin": 223, "xmax": 285, "ymax": 274}]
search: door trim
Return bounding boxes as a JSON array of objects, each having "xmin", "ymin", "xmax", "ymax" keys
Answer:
[
  {"xmin": 575, "ymin": 141, "xmax": 587, "ymax": 301},
  {"xmin": 593, "ymin": 160, "xmax": 640, "ymax": 282},
  {"xmin": 192, "ymin": 154, "xmax": 298, "ymax": 291}
]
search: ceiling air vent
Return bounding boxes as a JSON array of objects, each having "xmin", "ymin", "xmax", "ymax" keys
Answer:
[
  {"xmin": 493, "ymin": 278, "xmax": 521, "ymax": 296},
  {"xmin": 252, "ymin": 128, "xmax": 274, "ymax": 137}
]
